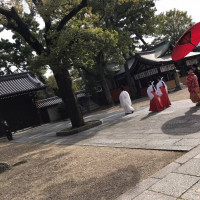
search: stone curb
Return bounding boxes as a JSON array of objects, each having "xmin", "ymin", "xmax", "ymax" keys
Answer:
[
  {"xmin": 56, "ymin": 120, "xmax": 102, "ymax": 136},
  {"xmin": 116, "ymin": 145, "xmax": 200, "ymax": 199}
]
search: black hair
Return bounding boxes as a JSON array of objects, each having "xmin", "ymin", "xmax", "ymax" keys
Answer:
[
  {"xmin": 187, "ymin": 67, "xmax": 193, "ymax": 72},
  {"xmin": 157, "ymin": 76, "xmax": 162, "ymax": 80},
  {"xmin": 120, "ymin": 86, "xmax": 124, "ymax": 91},
  {"xmin": 157, "ymin": 76, "xmax": 165, "ymax": 88},
  {"xmin": 193, "ymin": 64, "xmax": 198, "ymax": 68},
  {"xmin": 148, "ymin": 81, "xmax": 155, "ymax": 92},
  {"xmin": 148, "ymin": 81, "xmax": 152, "ymax": 86}
]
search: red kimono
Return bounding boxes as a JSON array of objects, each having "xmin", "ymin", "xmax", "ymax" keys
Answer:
[
  {"xmin": 147, "ymin": 85, "xmax": 164, "ymax": 112},
  {"xmin": 156, "ymin": 80, "xmax": 171, "ymax": 108},
  {"xmin": 187, "ymin": 73, "xmax": 200, "ymax": 103}
]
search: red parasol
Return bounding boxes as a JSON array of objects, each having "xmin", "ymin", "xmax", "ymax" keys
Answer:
[{"xmin": 172, "ymin": 22, "xmax": 200, "ymax": 61}]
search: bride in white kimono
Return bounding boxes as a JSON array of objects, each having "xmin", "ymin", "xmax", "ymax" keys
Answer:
[{"xmin": 119, "ymin": 87, "xmax": 135, "ymax": 115}]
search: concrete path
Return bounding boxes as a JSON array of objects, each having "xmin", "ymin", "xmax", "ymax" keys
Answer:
[
  {"xmin": 14, "ymin": 99, "xmax": 200, "ymax": 151},
  {"xmin": 12, "ymin": 99, "xmax": 200, "ymax": 199}
]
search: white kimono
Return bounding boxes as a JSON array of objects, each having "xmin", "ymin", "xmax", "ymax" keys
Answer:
[
  {"xmin": 119, "ymin": 91, "xmax": 135, "ymax": 114},
  {"xmin": 156, "ymin": 80, "xmax": 168, "ymax": 96},
  {"xmin": 147, "ymin": 85, "xmax": 155, "ymax": 100}
]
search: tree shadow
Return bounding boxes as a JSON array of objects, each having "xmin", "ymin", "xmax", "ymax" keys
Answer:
[
  {"xmin": 43, "ymin": 165, "xmax": 140, "ymax": 200},
  {"xmin": 161, "ymin": 106, "xmax": 200, "ymax": 135}
]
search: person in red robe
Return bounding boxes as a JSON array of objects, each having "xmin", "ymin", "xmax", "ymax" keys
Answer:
[
  {"xmin": 147, "ymin": 81, "xmax": 164, "ymax": 112},
  {"xmin": 156, "ymin": 76, "xmax": 171, "ymax": 108},
  {"xmin": 186, "ymin": 67, "xmax": 200, "ymax": 106}
]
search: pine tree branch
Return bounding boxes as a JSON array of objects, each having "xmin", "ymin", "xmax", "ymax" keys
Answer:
[
  {"xmin": 56, "ymin": 0, "xmax": 87, "ymax": 32},
  {"xmin": 32, "ymin": 0, "xmax": 51, "ymax": 34},
  {"xmin": 0, "ymin": 7, "xmax": 45, "ymax": 55}
]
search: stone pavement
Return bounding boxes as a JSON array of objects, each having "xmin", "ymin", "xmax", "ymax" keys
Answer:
[
  {"xmin": 13, "ymin": 99, "xmax": 200, "ymax": 151},
  {"xmin": 12, "ymin": 99, "xmax": 200, "ymax": 199}
]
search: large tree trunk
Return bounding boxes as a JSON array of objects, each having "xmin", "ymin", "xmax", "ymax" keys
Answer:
[
  {"xmin": 51, "ymin": 65, "xmax": 84, "ymax": 127},
  {"xmin": 96, "ymin": 51, "xmax": 114, "ymax": 106}
]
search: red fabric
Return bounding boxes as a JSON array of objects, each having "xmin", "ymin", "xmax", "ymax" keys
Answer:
[
  {"xmin": 110, "ymin": 86, "xmax": 131, "ymax": 102},
  {"xmin": 149, "ymin": 92, "xmax": 164, "ymax": 112},
  {"xmin": 187, "ymin": 73, "xmax": 199, "ymax": 93},
  {"xmin": 160, "ymin": 87, "xmax": 171, "ymax": 108},
  {"xmin": 172, "ymin": 22, "xmax": 200, "ymax": 61},
  {"xmin": 187, "ymin": 73, "xmax": 200, "ymax": 103}
]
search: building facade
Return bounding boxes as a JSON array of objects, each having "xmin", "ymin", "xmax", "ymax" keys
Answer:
[
  {"xmin": 0, "ymin": 72, "xmax": 46, "ymax": 135},
  {"xmin": 110, "ymin": 41, "xmax": 200, "ymax": 102}
]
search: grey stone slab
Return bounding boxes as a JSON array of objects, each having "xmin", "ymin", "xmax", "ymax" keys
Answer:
[
  {"xmin": 122, "ymin": 139, "xmax": 150, "ymax": 145},
  {"xmin": 181, "ymin": 180, "xmax": 200, "ymax": 200},
  {"xmin": 194, "ymin": 154, "xmax": 200, "ymax": 159},
  {"xmin": 145, "ymin": 139, "xmax": 180, "ymax": 146},
  {"xmin": 175, "ymin": 145, "xmax": 200, "ymax": 164},
  {"xmin": 116, "ymin": 178, "xmax": 159, "ymax": 200},
  {"xmin": 175, "ymin": 139, "xmax": 200, "ymax": 146},
  {"xmin": 152, "ymin": 162, "xmax": 181, "ymax": 179},
  {"xmin": 150, "ymin": 173, "xmax": 200, "ymax": 197},
  {"xmin": 174, "ymin": 159, "xmax": 200, "ymax": 176},
  {"xmin": 133, "ymin": 190, "xmax": 176, "ymax": 200}
]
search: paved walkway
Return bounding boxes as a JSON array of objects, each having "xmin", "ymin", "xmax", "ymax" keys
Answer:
[{"xmin": 13, "ymin": 99, "xmax": 200, "ymax": 199}]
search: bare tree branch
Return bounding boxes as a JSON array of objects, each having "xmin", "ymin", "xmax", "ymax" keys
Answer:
[
  {"xmin": 0, "ymin": 7, "xmax": 45, "ymax": 55},
  {"xmin": 56, "ymin": 0, "xmax": 87, "ymax": 32}
]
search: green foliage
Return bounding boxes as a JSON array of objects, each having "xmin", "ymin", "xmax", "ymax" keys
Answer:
[
  {"xmin": 0, "ymin": 37, "xmax": 33, "ymax": 75},
  {"xmin": 153, "ymin": 9, "xmax": 194, "ymax": 46},
  {"xmin": 46, "ymin": 75, "xmax": 58, "ymax": 89},
  {"xmin": 90, "ymin": 0, "xmax": 156, "ymax": 51}
]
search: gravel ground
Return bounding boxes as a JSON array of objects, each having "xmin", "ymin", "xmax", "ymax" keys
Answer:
[
  {"xmin": 0, "ymin": 142, "xmax": 183, "ymax": 200},
  {"xmin": 0, "ymin": 88, "xmax": 188, "ymax": 200}
]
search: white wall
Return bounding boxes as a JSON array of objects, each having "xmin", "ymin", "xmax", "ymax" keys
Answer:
[{"xmin": 47, "ymin": 106, "xmax": 61, "ymax": 121}]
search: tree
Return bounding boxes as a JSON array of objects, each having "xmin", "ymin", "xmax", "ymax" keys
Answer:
[
  {"xmin": 56, "ymin": 6, "xmax": 121, "ymax": 106},
  {"xmin": 91, "ymin": 0, "xmax": 157, "ymax": 99},
  {"xmin": 153, "ymin": 9, "xmax": 194, "ymax": 46},
  {"xmin": 0, "ymin": 0, "xmax": 88, "ymax": 127},
  {"xmin": 0, "ymin": 37, "xmax": 33, "ymax": 75}
]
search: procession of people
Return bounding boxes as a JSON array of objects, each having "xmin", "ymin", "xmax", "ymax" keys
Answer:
[
  {"xmin": 119, "ymin": 63, "xmax": 200, "ymax": 116},
  {"xmin": 119, "ymin": 76, "xmax": 172, "ymax": 114}
]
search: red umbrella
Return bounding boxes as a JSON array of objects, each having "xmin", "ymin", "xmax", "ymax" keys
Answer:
[{"xmin": 172, "ymin": 22, "xmax": 200, "ymax": 61}]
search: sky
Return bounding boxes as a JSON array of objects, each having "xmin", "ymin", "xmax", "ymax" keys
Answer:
[{"xmin": 155, "ymin": 0, "xmax": 200, "ymax": 23}]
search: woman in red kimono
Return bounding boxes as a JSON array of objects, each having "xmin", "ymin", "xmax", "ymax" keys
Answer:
[
  {"xmin": 147, "ymin": 81, "xmax": 164, "ymax": 112},
  {"xmin": 186, "ymin": 67, "xmax": 200, "ymax": 105},
  {"xmin": 156, "ymin": 76, "xmax": 171, "ymax": 108}
]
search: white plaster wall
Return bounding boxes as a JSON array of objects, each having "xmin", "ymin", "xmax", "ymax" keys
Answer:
[{"xmin": 47, "ymin": 106, "xmax": 61, "ymax": 121}]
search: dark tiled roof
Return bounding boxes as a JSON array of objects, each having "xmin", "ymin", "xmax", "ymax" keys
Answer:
[
  {"xmin": 0, "ymin": 72, "xmax": 46, "ymax": 98},
  {"xmin": 36, "ymin": 96, "xmax": 62, "ymax": 108},
  {"xmin": 36, "ymin": 91, "xmax": 91, "ymax": 109},
  {"xmin": 115, "ymin": 41, "xmax": 200, "ymax": 76}
]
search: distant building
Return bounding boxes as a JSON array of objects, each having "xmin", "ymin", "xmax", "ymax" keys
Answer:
[
  {"xmin": 36, "ymin": 96, "xmax": 63, "ymax": 123},
  {"xmin": 109, "ymin": 41, "xmax": 200, "ymax": 102},
  {"xmin": 36, "ymin": 91, "xmax": 100, "ymax": 124},
  {"xmin": 0, "ymin": 72, "xmax": 46, "ymax": 134}
]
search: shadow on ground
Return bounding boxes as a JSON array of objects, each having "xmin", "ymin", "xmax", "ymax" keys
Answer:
[
  {"xmin": 44, "ymin": 165, "xmax": 140, "ymax": 200},
  {"xmin": 140, "ymin": 111, "xmax": 158, "ymax": 120},
  {"xmin": 162, "ymin": 106, "xmax": 200, "ymax": 135}
]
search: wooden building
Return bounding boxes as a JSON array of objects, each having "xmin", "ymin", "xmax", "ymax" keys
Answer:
[
  {"xmin": 109, "ymin": 41, "xmax": 200, "ymax": 102},
  {"xmin": 36, "ymin": 96, "xmax": 63, "ymax": 123},
  {"xmin": 0, "ymin": 72, "xmax": 46, "ymax": 134}
]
